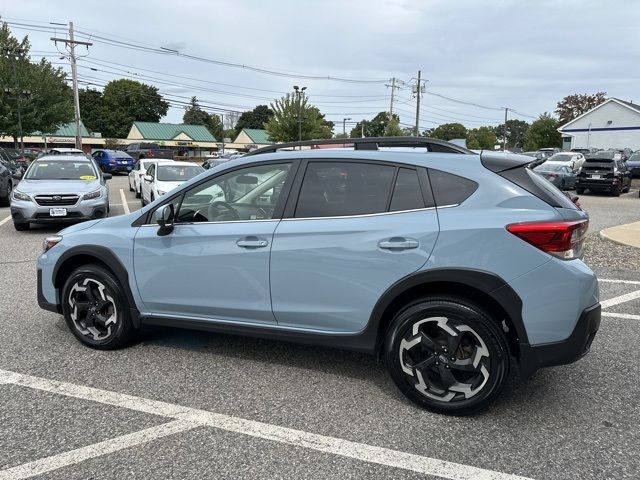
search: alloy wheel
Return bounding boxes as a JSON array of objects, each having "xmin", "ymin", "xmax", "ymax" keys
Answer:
[
  {"xmin": 398, "ymin": 316, "xmax": 490, "ymax": 403},
  {"xmin": 67, "ymin": 278, "xmax": 118, "ymax": 341}
]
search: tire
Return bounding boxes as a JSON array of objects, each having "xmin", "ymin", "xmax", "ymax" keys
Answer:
[
  {"xmin": 0, "ymin": 180, "xmax": 12, "ymax": 206},
  {"xmin": 560, "ymin": 179, "xmax": 566, "ymax": 190},
  {"xmin": 612, "ymin": 187, "xmax": 621, "ymax": 197},
  {"xmin": 384, "ymin": 297, "xmax": 510, "ymax": 415},
  {"xmin": 576, "ymin": 188, "xmax": 584, "ymax": 194},
  {"xmin": 61, "ymin": 264, "xmax": 137, "ymax": 349},
  {"xmin": 13, "ymin": 221, "xmax": 29, "ymax": 231},
  {"xmin": 135, "ymin": 186, "xmax": 141, "ymax": 199}
]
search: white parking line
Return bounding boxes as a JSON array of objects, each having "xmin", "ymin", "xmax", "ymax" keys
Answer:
[
  {"xmin": 600, "ymin": 290, "xmax": 640, "ymax": 309},
  {"xmin": 119, "ymin": 188, "xmax": 130, "ymax": 214},
  {"xmin": 0, "ymin": 420, "xmax": 198, "ymax": 480},
  {"xmin": 0, "ymin": 215, "xmax": 11, "ymax": 227},
  {"xmin": 602, "ymin": 312, "xmax": 640, "ymax": 320},
  {"xmin": 0, "ymin": 368, "xmax": 532, "ymax": 480},
  {"xmin": 599, "ymin": 278, "xmax": 640, "ymax": 286}
]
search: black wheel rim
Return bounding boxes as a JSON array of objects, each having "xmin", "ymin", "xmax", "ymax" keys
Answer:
[
  {"xmin": 398, "ymin": 316, "xmax": 490, "ymax": 403},
  {"xmin": 68, "ymin": 278, "xmax": 118, "ymax": 341}
]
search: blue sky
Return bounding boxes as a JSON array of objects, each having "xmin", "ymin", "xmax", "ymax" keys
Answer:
[{"xmin": 2, "ymin": 0, "xmax": 639, "ymax": 130}]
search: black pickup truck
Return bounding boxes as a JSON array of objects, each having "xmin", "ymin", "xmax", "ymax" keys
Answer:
[{"xmin": 124, "ymin": 143, "xmax": 174, "ymax": 160}]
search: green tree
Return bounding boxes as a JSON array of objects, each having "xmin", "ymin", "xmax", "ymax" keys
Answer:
[
  {"xmin": 206, "ymin": 114, "xmax": 223, "ymax": 141},
  {"xmin": 100, "ymin": 79, "xmax": 169, "ymax": 138},
  {"xmin": 492, "ymin": 119, "xmax": 529, "ymax": 149},
  {"xmin": 350, "ymin": 111, "xmax": 400, "ymax": 138},
  {"xmin": 425, "ymin": 122, "xmax": 467, "ymax": 141},
  {"xmin": 78, "ymin": 88, "xmax": 104, "ymax": 134},
  {"xmin": 555, "ymin": 92, "xmax": 606, "ymax": 125},
  {"xmin": 265, "ymin": 92, "xmax": 331, "ymax": 142},
  {"xmin": 0, "ymin": 22, "xmax": 73, "ymax": 141},
  {"xmin": 182, "ymin": 96, "xmax": 209, "ymax": 126},
  {"xmin": 235, "ymin": 105, "xmax": 273, "ymax": 135},
  {"xmin": 467, "ymin": 126, "xmax": 498, "ymax": 150},
  {"xmin": 523, "ymin": 113, "xmax": 562, "ymax": 150}
]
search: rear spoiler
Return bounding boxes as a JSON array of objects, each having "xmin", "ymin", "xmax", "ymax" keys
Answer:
[{"xmin": 480, "ymin": 151, "xmax": 536, "ymax": 173}]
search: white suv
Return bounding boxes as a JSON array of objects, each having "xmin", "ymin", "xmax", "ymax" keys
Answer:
[{"xmin": 140, "ymin": 161, "xmax": 204, "ymax": 206}]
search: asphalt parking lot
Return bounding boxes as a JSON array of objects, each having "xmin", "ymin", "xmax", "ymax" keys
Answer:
[{"xmin": 0, "ymin": 175, "xmax": 639, "ymax": 479}]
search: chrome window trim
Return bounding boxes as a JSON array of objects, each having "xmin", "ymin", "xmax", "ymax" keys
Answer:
[
  {"xmin": 282, "ymin": 206, "xmax": 437, "ymax": 222},
  {"xmin": 140, "ymin": 218, "xmax": 280, "ymax": 227}
]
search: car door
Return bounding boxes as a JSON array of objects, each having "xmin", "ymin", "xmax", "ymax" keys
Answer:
[
  {"xmin": 142, "ymin": 163, "xmax": 155, "ymax": 202},
  {"xmin": 270, "ymin": 160, "xmax": 439, "ymax": 334},
  {"xmin": 133, "ymin": 161, "xmax": 295, "ymax": 324}
]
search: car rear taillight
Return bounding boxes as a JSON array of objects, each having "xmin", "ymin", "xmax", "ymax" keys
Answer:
[
  {"xmin": 147, "ymin": 150, "xmax": 154, "ymax": 157},
  {"xmin": 507, "ymin": 220, "xmax": 588, "ymax": 260}
]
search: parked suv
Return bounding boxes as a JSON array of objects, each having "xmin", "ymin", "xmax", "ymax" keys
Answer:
[
  {"xmin": 11, "ymin": 155, "xmax": 111, "ymax": 230},
  {"xmin": 576, "ymin": 151, "xmax": 632, "ymax": 196},
  {"xmin": 36, "ymin": 137, "xmax": 600, "ymax": 415}
]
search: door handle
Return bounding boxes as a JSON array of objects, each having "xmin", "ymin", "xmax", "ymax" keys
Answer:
[
  {"xmin": 378, "ymin": 238, "xmax": 419, "ymax": 250},
  {"xmin": 236, "ymin": 236, "xmax": 269, "ymax": 248}
]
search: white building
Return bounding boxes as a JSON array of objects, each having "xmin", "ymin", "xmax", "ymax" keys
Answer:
[{"xmin": 558, "ymin": 98, "xmax": 640, "ymax": 150}]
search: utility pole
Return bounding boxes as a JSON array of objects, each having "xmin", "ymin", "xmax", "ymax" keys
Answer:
[
  {"xmin": 388, "ymin": 77, "xmax": 397, "ymax": 117},
  {"xmin": 413, "ymin": 70, "xmax": 422, "ymax": 136},
  {"xmin": 51, "ymin": 22, "xmax": 92, "ymax": 151},
  {"xmin": 342, "ymin": 117, "xmax": 351, "ymax": 136},
  {"xmin": 502, "ymin": 107, "xmax": 508, "ymax": 151},
  {"xmin": 219, "ymin": 113, "xmax": 224, "ymax": 155},
  {"xmin": 293, "ymin": 85, "xmax": 306, "ymax": 148},
  {"xmin": 2, "ymin": 46, "xmax": 29, "ymax": 160}
]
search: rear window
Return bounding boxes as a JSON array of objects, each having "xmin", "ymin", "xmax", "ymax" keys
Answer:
[
  {"xmin": 585, "ymin": 157, "xmax": 613, "ymax": 163},
  {"xmin": 428, "ymin": 169, "xmax": 478, "ymax": 206},
  {"xmin": 295, "ymin": 162, "xmax": 395, "ymax": 218},
  {"xmin": 389, "ymin": 168, "xmax": 425, "ymax": 211}
]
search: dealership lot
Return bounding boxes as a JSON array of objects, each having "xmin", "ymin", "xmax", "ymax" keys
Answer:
[{"xmin": 1, "ymin": 175, "xmax": 639, "ymax": 479}]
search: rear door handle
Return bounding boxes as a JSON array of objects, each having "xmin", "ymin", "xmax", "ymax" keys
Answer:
[
  {"xmin": 236, "ymin": 236, "xmax": 269, "ymax": 248},
  {"xmin": 378, "ymin": 238, "xmax": 419, "ymax": 250}
]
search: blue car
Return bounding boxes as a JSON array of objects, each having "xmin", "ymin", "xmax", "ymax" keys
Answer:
[
  {"xmin": 37, "ymin": 137, "xmax": 600, "ymax": 415},
  {"xmin": 92, "ymin": 149, "xmax": 135, "ymax": 173}
]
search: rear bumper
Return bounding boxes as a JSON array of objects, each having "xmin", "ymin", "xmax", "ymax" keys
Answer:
[
  {"xmin": 519, "ymin": 303, "xmax": 601, "ymax": 378},
  {"xmin": 576, "ymin": 179, "xmax": 618, "ymax": 190}
]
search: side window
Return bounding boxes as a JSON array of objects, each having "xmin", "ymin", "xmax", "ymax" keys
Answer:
[
  {"xmin": 295, "ymin": 162, "xmax": 395, "ymax": 218},
  {"xmin": 428, "ymin": 169, "xmax": 478, "ymax": 207},
  {"xmin": 147, "ymin": 164, "xmax": 155, "ymax": 177},
  {"xmin": 389, "ymin": 168, "xmax": 425, "ymax": 212},
  {"xmin": 175, "ymin": 163, "xmax": 291, "ymax": 223}
]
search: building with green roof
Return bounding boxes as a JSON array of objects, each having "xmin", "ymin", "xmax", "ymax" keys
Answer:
[{"xmin": 233, "ymin": 128, "xmax": 272, "ymax": 148}]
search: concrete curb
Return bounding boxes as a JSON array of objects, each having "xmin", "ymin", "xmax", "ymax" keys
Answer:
[{"xmin": 600, "ymin": 221, "xmax": 640, "ymax": 249}]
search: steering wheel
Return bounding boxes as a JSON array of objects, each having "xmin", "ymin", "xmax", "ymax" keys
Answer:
[{"xmin": 207, "ymin": 201, "xmax": 240, "ymax": 221}]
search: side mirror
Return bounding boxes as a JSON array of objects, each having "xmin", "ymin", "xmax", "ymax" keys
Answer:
[
  {"xmin": 102, "ymin": 173, "xmax": 112, "ymax": 181},
  {"xmin": 154, "ymin": 203, "xmax": 175, "ymax": 236},
  {"xmin": 144, "ymin": 174, "xmax": 153, "ymax": 182},
  {"xmin": 12, "ymin": 172, "xmax": 23, "ymax": 181}
]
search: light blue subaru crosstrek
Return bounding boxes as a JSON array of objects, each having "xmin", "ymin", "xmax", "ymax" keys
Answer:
[{"xmin": 37, "ymin": 137, "xmax": 600, "ymax": 415}]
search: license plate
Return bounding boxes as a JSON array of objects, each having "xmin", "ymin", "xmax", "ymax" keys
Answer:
[
  {"xmin": 591, "ymin": 175, "xmax": 602, "ymax": 179},
  {"xmin": 49, "ymin": 208, "xmax": 67, "ymax": 217}
]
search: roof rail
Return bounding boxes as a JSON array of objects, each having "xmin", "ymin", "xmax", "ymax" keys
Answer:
[{"xmin": 243, "ymin": 136, "xmax": 474, "ymax": 157}]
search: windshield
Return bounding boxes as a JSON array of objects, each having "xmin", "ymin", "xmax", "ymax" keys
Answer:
[
  {"xmin": 157, "ymin": 164, "xmax": 203, "ymax": 181},
  {"xmin": 25, "ymin": 160, "xmax": 98, "ymax": 180},
  {"xmin": 628, "ymin": 154, "xmax": 640, "ymax": 162}
]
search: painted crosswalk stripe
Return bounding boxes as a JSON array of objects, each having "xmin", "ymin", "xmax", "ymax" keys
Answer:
[
  {"xmin": 0, "ymin": 368, "xmax": 533, "ymax": 480},
  {"xmin": 0, "ymin": 420, "xmax": 198, "ymax": 480}
]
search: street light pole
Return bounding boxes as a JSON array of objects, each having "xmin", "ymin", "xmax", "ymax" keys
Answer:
[{"xmin": 343, "ymin": 117, "xmax": 351, "ymax": 136}]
